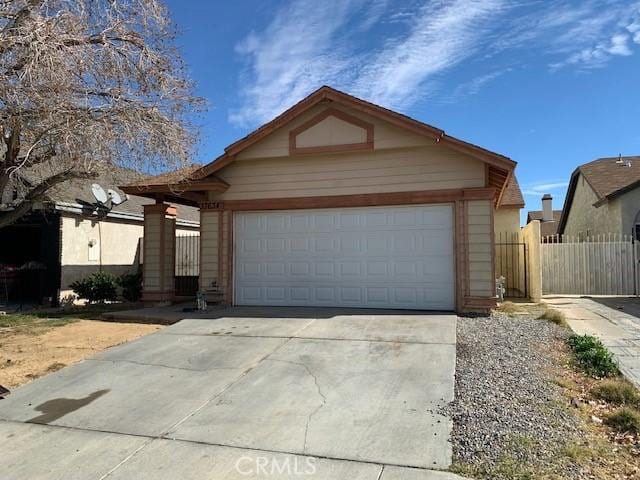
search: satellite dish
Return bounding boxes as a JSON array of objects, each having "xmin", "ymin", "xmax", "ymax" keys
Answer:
[
  {"xmin": 108, "ymin": 189, "xmax": 123, "ymax": 205},
  {"xmin": 91, "ymin": 183, "xmax": 108, "ymax": 204}
]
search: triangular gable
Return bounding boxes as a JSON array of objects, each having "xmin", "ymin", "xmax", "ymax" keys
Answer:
[{"xmin": 194, "ymin": 86, "xmax": 516, "ymax": 206}]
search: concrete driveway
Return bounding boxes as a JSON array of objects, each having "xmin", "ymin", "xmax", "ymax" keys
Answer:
[{"xmin": 0, "ymin": 308, "xmax": 460, "ymax": 480}]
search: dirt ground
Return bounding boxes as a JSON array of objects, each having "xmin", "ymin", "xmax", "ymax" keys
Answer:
[{"xmin": 0, "ymin": 320, "xmax": 162, "ymax": 389}]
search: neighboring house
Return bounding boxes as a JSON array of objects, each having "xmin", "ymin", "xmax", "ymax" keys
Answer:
[
  {"xmin": 495, "ymin": 175, "xmax": 525, "ymax": 235},
  {"xmin": 0, "ymin": 167, "xmax": 199, "ymax": 305},
  {"xmin": 124, "ymin": 86, "xmax": 518, "ymax": 313},
  {"xmin": 558, "ymin": 156, "xmax": 640, "ymax": 240},
  {"xmin": 527, "ymin": 194, "xmax": 562, "ymax": 239}
]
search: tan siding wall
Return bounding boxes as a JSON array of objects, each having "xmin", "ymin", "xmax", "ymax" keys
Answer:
[
  {"xmin": 216, "ymin": 145, "xmax": 485, "ymax": 201},
  {"xmin": 221, "ymin": 210, "xmax": 231, "ymax": 303},
  {"xmin": 236, "ymin": 104, "xmax": 434, "ymax": 160},
  {"xmin": 199, "ymin": 210, "xmax": 220, "ymax": 290},
  {"xmin": 467, "ymin": 200, "xmax": 494, "ymax": 297}
]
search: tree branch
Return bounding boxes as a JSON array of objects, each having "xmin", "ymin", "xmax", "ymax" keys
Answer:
[{"xmin": 0, "ymin": 169, "xmax": 95, "ymax": 229}]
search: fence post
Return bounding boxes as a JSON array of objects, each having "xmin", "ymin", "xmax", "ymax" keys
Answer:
[{"xmin": 522, "ymin": 220, "xmax": 542, "ymax": 302}]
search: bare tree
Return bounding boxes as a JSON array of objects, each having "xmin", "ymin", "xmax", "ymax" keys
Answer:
[{"xmin": 0, "ymin": 0, "xmax": 203, "ymax": 228}]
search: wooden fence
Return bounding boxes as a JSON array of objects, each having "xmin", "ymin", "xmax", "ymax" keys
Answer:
[{"xmin": 541, "ymin": 234, "xmax": 639, "ymax": 295}]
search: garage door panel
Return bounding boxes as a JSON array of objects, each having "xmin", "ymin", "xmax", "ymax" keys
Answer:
[
  {"xmin": 234, "ymin": 205, "xmax": 454, "ymax": 310},
  {"xmin": 236, "ymin": 284, "xmax": 454, "ymax": 310}
]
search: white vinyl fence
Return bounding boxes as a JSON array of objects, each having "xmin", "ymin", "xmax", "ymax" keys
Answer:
[{"xmin": 541, "ymin": 234, "xmax": 639, "ymax": 295}]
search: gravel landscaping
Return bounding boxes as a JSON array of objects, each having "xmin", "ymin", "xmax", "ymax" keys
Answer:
[{"xmin": 444, "ymin": 311, "xmax": 583, "ymax": 479}]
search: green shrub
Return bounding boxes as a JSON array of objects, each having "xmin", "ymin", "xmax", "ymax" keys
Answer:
[
  {"xmin": 592, "ymin": 379, "xmax": 639, "ymax": 406},
  {"xmin": 567, "ymin": 334, "xmax": 619, "ymax": 377},
  {"xmin": 117, "ymin": 272, "xmax": 142, "ymax": 302},
  {"xmin": 538, "ymin": 307, "xmax": 567, "ymax": 326},
  {"xmin": 605, "ymin": 407, "xmax": 640, "ymax": 433},
  {"xmin": 70, "ymin": 271, "xmax": 118, "ymax": 303}
]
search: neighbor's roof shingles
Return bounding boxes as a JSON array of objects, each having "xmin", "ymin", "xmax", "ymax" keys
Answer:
[
  {"xmin": 45, "ymin": 166, "xmax": 200, "ymax": 223},
  {"xmin": 500, "ymin": 175, "xmax": 525, "ymax": 208},
  {"xmin": 558, "ymin": 155, "xmax": 640, "ymax": 234},
  {"xmin": 578, "ymin": 156, "xmax": 640, "ymax": 200},
  {"xmin": 527, "ymin": 210, "xmax": 562, "ymax": 237}
]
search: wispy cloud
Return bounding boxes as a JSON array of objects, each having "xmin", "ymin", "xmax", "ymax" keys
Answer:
[
  {"xmin": 230, "ymin": 0, "xmax": 640, "ymax": 127},
  {"xmin": 351, "ymin": 0, "xmax": 506, "ymax": 108},
  {"xmin": 228, "ymin": 0, "xmax": 370, "ymax": 126},
  {"xmin": 522, "ymin": 181, "xmax": 569, "ymax": 196},
  {"xmin": 443, "ymin": 68, "xmax": 512, "ymax": 103}
]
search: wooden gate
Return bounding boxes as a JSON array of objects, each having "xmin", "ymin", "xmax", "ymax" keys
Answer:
[{"xmin": 541, "ymin": 234, "xmax": 638, "ymax": 295}]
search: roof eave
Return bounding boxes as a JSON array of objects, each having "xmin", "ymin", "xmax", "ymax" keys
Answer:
[
  {"xmin": 556, "ymin": 168, "xmax": 581, "ymax": 235},
  {"xmin": 192, "ymin": 86, "xmax": 516, "ymax": 184},
  {"xmin": 120, "ymin": 179, "xmax": 229, "ymax": 206}
]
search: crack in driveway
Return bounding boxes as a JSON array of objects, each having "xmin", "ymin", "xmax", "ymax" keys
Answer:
[{"xmin": 266, "ymin": 358, "xmax": 327, "ymax": 452}]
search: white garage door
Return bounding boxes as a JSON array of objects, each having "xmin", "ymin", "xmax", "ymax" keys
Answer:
[{"xmin": 234, "ymin": 204, "xmax": 455, "ymax": 310}]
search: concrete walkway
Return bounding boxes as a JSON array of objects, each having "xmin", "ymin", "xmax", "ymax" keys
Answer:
[
  {"xmin": 0, "ymin": 309, "xmax": 465, "ymax": 480},
  {"xmin": 545, "ymin": 297, "xmax": 640, "ymax": 386}
]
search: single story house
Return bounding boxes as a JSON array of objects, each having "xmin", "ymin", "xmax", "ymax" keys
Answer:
[
  {"xmin": 0, "ymin": 168, "xmax": 198, "ymax": 305},
  {"xmin": 123, "ymin": 86, "xmax": 519, "ymax": 313},
  {"xmin": 558, "ymin": 156, "xmax": 640, "ymax": 240}
]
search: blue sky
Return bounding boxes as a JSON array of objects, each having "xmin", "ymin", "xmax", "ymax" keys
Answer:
[{"xmin": 165, "ymin": 0, "xmax": 640, "ymax": 220}]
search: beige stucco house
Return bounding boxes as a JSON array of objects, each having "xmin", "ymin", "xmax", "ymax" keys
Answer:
[
  {"xmin": 124, "ymin": 86, "xmax": 520, "ymax": 313},
  {"xmin": 0, "ymin": 168, "xmax": 198, "ymax": 304},
  {"xmin": 558, "ymin": 156, "xmax": 640, "ymax": 240}
]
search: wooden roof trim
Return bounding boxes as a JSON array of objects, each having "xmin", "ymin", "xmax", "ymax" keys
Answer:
[
  {"xmin": 556, "ymin": 168, "xmax": 580, "ymax": 235},
  {"xmin": 495, "ymin": 169, "xmax": 512, "ymax": 208},
  {"xmin": 192, "ymin": 85, "xmax": 516, "ymax": 180},
  {"xmin": 120, "ymin": 178, "xmax": 229, "ymax": 197}
]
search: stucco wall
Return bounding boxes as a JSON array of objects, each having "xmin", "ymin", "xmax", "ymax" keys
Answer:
[
  {"xmin": 60, "ymin": 215, "xmax": 143, "ymax": 298},
  {"xmin": 619, "ymin": 187, "xmax": 640, "ymax": 237},
  {"xmin": 494, "ymin": 206, "xmax": 521, "ymax": 237},
  {"xmin": 60, "ymin": 213, "xmax": 197, "ymax": 299},
  {"xmin": 563, "ymin": 173, "xmax": 622, "ymax": 237},
  {"xmin": 522, "ymin": 221, "xmax": 542, "ymax": 301}
]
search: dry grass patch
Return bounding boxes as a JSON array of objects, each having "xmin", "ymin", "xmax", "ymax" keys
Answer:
[
  {"xmin": 551, "ymin": 344, "xmax": 640, "ymax": 478},
  {"xmin": 494, "ymin": 301, "xmax": 524, "ymax": 315},
  {"xmin": 0, "ymin": 319, "xmax": 161, "ymax": 388},
  {"xmin": 538, "ymin": 307, "xmax": 568, "ymax": 327},
  {"xmin": 0, "ymin": 314, "xmax": 77, "ymax": 335},
  {"xmin": 605, "ymin": 408, "xmax": 640, "ymax": 434},
  {"xmin": 592, "ymin": 379, "xmax": 640, "ymax": 406}
]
